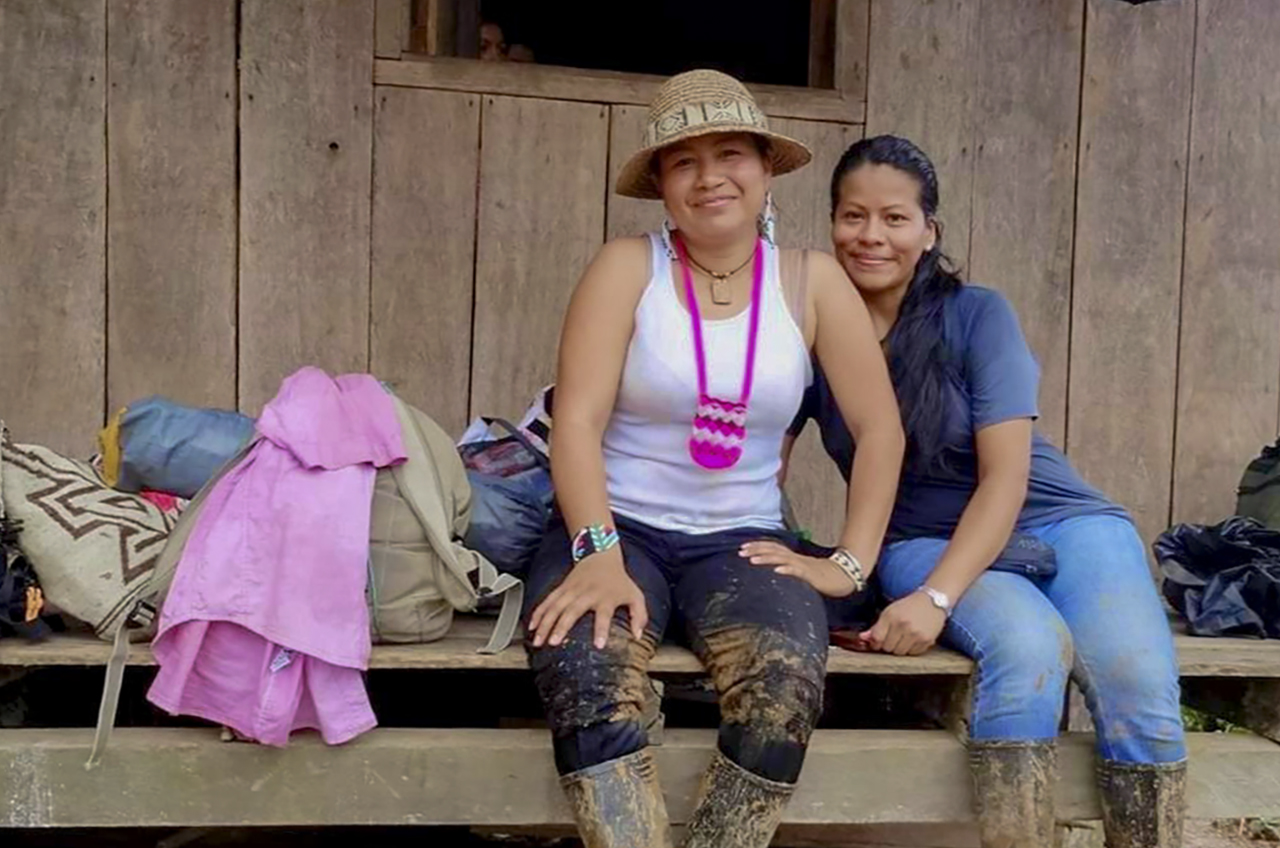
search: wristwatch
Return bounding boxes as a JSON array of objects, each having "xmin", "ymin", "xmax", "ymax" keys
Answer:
[{"xmin": 917, "ymin": 585, "xmax": 952, "ymax": 617}]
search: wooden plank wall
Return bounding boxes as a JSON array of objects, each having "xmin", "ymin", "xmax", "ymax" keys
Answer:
[
  {"xmin": 371, "ymin": 88, "xmax": 480, "ymax": 437},
  {"xmin": 866, "ymin": 0, "xmax": 1280, "ymax": 540},
  {"xmin": 238, "ymin": 0, "xmax": 375, "ymax": 415},
  {"xmin": 0, "ymin": 0, "xmax": 106, "ymax": 455},
  {"xmin": 1069, "ymin": 0, "xmax": 1196, "ymax": 547},
  {"xmin": 107, "ymin": 0, "xmax": 238, "ymax": 416},
  {"xmin": 1172, "ymin": 0, "xmax": 1280, "ymax": 526},
  {"xmin": 2, "ymin": 0, "xmax": 1278, "ymax": 546}
]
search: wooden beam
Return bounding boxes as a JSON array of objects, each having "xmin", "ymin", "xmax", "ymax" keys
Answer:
[
  {"xmin": 1068, "ymin": 0, "xmax": 1196, "ymax": 554},
  {"xmin": 809, "ymin": 0, "xmax": 836, "ymax": 88},
  {"xmin": 375, "ymin": 57, "xmax": 867, "ymax": 125},
  {"xmin": 237, "ymin": 0, "xmax": 375, "ymax": 414},
  {"xmin": 0, "ymin": 620, "xmax": 970, "ymax": 674},
  {"xmin": 0, "ymin": 729, "xmax": 1275, "ymax": 827},
  {"xmin": 1172, "ymin": 0, "xmax": 1280, "ymax": 525},
  {"xmin": 455, "ymin": 0, "xmax": 479, "ymax": 59},
  {"xmin": 834, "ymin": 0, "xmax": 871, "ymax": 98},
  {"xmin": 107, "ymin": 0, "xmax": 237, "ymax": 415},
  {"xmin": 375, "ymin": 0, "xmax": 411, "ymax": 59},
  {"xmin": 4, "ymin": 621, "xmax": 1280, "ymax": 679},
  {"xmin": 966, "ymin": 0, "xmax": 1085, "ymax": 448},
  {"xmin": 0, "ymin": 0, "xmax": 106, "ymax": 454}
]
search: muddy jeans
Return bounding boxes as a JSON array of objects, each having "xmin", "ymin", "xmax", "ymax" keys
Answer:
[
  {"xmin": 860, "ymin": 514, "xmax": 1186, "ymax": 763},
  {"xmin": 525, "ymin": 515, "xmax": 828, "ymax": 781}
]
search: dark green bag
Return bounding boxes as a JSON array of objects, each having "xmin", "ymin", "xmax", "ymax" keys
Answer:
[{"xmin": 1237, "ymin": 438, "xmax": 1280, "ymax": 530}]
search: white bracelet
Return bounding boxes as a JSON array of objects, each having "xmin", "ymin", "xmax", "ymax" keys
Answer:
[{"xmin": 828, "ymin": 547, "xmax": 866, "ymax": 592}]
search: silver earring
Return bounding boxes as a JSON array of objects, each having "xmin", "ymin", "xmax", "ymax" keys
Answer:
[
  {"xmin": 757, "ymin": 191, "xmax": 777, "ymax": 245},
  {"xmin": 660, "ymin": 212, "xmax": 679, "ymax": 259}
]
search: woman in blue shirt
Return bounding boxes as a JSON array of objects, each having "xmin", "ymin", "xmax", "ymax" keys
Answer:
[{"xmin": 783, "ymin": 136, "xmax": 1186, "ymax": 848}]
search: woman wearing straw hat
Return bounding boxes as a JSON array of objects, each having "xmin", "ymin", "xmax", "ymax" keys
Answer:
[{"xmin": 523, "ymin": 70, "xmax": 904, "ymax": 847}]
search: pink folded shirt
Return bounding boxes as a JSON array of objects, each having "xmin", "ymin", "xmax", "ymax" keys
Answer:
[{"xmin": 148, "ymin": 367, "xmax": 405, "ymax": 746}]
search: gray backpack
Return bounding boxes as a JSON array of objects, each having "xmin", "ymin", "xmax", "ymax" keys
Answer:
[{"xmin": 1237, "ymin": 439, "xmax": 1280, "ymax": 530}]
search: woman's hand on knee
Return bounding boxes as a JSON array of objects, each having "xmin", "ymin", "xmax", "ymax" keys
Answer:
[
  {"xmin": 860, "ymin": 592, "xmax": 947, "ymax": 656},
  {"xmin": 528, "ymin": 548, "xmax": 648, "ymax": 650},
  {"xmin": 739, "ymin": 540, "xmax": 860, "ymax": 597}
]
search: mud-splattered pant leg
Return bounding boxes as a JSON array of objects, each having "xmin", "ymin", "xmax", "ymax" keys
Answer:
[
  {"xmin": 675, "ymin": 534, "xmax": 829, "ymax": 784},
  {"xmin": 524, "ymin": 518, "xmax": 673, "ymax": 776},
  {"xmin": 878, "ymin": 517, "xmax": 1186, "ymax": 764},
  {"xmin": 879, "ymin": 536, "xmax": 1077, "ymax": 742},
  {"xmin": 1032, "ymin": 515, "xmax": 1186, "ymax": 764}
]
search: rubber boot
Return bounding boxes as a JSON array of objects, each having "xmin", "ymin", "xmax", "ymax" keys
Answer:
[
  {"xmin": 683, "ymin": 750, "xmax": 795, "ymax": 848},
  {"xmin": 1097, "ymin": 759, "xmax": 1186, "ymax": 848},
  {"xmin": 560, "ymin": 748, "xmax": 674, "ymax": 848},
  {"xmin": 969, "ymin": 740, "xmax": 1057, "ymax": 848}
]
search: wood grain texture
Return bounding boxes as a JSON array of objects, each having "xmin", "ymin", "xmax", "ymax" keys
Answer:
[
  {"xmin": 1068, "ymin": 0, "xmax": 1195, "ymax": 547},
  {"xmin": 377, "ymin": 57, "xmax": 865, "ymax": 124},
  {"xmin": 107, "ymin": 0, "xmax": 237, "ymax": 414},
  {"xmin": 471, "ymin": 96, "xmax": 608, "ymax": 419},
  {"xmin": 238, "ymin": 0, "xmax": 374, "ymax": 413},
  {"xmin": 864, "ymin": 0, "xmax": 979, "ymax": 270},
  {"xmin": 0, "ymin": 729, "xmax": 1275, "ymax": 826},
  {"xmin": 967, "ymin": 0, "xmax": 1085, "ymax": 448},
  {"xmin": 1173, "ymin": 0, "xmax": 1280, "ymax": 524},
  {"xmin": 3, "ymin": 620, "xmax": 1275, "ymax": 678},
  {"xmin": 770, "ymin": 117, "xmax": 860, "ymax": 545},
  {"xmin": 809, "ymin": 0, "xmax": 836, "ymax": 89},
  {"xmin": 605, "ymin": 105, "xmax": 661, "ymax": 240},
  {"xmin": 375, "ymin": 0, "xmax": 410, "ymax": 59},
  {"xmin": 834, "ymin": 0, "xmax": 871, "ymax": 98},
  {"xmin": 371, "ymin": 87, "xmax": 479, "ymax": 436},
  {"xmin": 770, "ymin": 119, "xmax": 857, "ymax": 251},
  {"xmin": 0, "ymin": 0, "xmax": 106, "ymax": 453}
]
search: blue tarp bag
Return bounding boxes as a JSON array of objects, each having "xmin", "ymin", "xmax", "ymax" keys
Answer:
[{"xmin": 102, "ymin": 397, "xmax": 255, "ymax": 498}]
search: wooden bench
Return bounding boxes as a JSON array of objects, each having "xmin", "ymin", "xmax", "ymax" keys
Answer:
[{"xmin": 2, "ymin": 617, "xmax": 1280, "ymax": 830}]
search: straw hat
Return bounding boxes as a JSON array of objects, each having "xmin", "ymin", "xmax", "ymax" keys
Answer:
[{"xmin": 615, "ymin": 69, "xmax": 813, "ymax": 200}]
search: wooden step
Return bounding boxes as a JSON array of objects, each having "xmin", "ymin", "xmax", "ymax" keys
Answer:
[
  {"xmin": 1, "ymin": 728, "xmax": 1276, "ymax": 828},
  {"xmin": 2, "ymin": 616, "xmax": 1278, "ymax": 677}
]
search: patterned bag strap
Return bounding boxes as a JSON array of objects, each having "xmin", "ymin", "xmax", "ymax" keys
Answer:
[{"xmin": 480, "ymin": 417, "xmax": 550, "ymax": 471}]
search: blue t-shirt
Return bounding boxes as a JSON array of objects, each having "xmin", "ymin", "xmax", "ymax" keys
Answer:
[{"xmin": 791, "ymin": 285, "xmax": 1129, "ymax": 540}]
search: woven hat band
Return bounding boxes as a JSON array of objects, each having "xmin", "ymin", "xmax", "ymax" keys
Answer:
[{"xmin": 644, "ymin": 99, "xmax": 769, "ymax": 148}]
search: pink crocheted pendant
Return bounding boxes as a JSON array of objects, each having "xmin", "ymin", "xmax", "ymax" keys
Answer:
[
  {"xmin": 689, "ymin": 394, "xmax": 747, "ymax": 470},
  {"xmin": 674, "ymin": 234, "xmax": 764, "ymax": 474}
]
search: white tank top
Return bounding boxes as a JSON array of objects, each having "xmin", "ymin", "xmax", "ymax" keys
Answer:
[{"xmin": 602, "ymin": 233, "xmax": 812, "ymax": 534}]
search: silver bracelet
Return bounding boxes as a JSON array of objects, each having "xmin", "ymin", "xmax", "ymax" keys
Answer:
[{"xmin": 828, "ymin": 547, "xmax": 866, "ymax": 592}]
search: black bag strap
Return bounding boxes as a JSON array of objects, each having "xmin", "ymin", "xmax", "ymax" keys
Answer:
[{"xmin": 480, "ymin": 417, "xmax": 550, "ymax": 471}]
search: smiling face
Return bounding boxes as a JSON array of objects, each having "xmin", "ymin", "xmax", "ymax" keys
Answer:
[
  {"xmin": 830, "ymin": 163, "xmax": 936, "ymax": 299},
  {"xmin": 656, "ymin": 132, "xmax": 772, "ymax": 244}
]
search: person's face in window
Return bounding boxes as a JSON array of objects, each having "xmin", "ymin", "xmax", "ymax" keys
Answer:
[{"xmin": 479, "ymin": 23, "xmax": 506, "ymax": 61}]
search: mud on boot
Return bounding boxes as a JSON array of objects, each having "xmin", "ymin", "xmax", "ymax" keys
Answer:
[
  {"xmin": 560, "ymin": 748, "xmax": 674, "ymax": 848},
  {"xmin": 682, "ymin": 750, "xmax": 795, "ymax": 848},
  {"xmin": 1097, "ymin": 759, "xmax": 1186, "ymax": 848},
  {"xmin": 969, "ymin": 740, "xmax": 1057, "ymax": 848}
]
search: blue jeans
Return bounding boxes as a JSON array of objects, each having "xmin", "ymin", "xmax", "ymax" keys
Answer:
[{"xmin": 874, "ymin": 514, "xmax": 1185, "ymax": 764}]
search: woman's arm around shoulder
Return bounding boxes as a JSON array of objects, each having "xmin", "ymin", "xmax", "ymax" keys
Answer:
[
  {"xmin": 742, "ymin": 251, "xmax": 904, "ymax": 597},
  {"xmin": 808, "ymin": 251, "xmax": 904, "ymax": 567}
]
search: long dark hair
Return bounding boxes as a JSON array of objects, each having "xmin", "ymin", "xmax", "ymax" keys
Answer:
[{"xmin": 830, "ymin": 135, "xmax": 964, "ymax": 471}]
